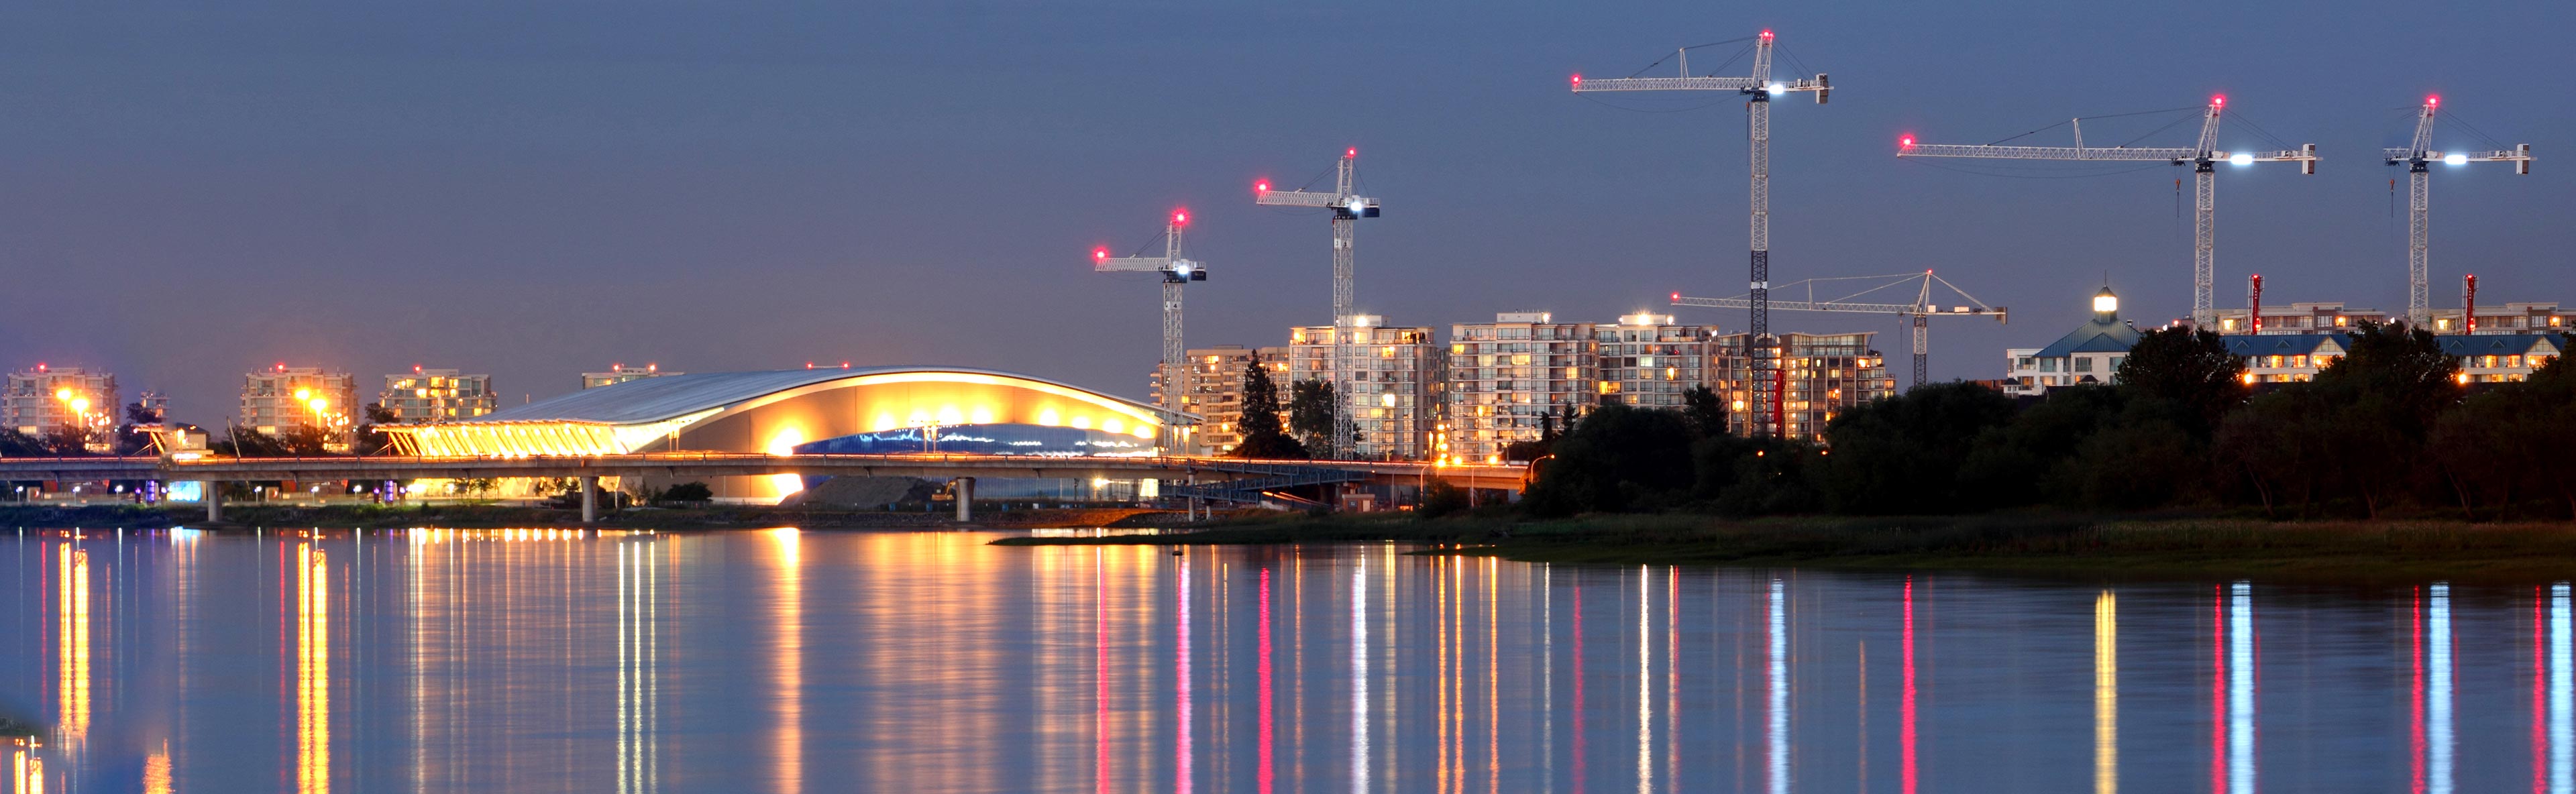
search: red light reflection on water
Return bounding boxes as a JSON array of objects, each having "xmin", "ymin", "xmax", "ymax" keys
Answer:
[
  {"xmin": 1901, "ymin": 577, "xmax": 1918, "ymax": 794},
  {"xmin": 1258, "ymin": 568, "xmax": 1275, "ymax": 794}
]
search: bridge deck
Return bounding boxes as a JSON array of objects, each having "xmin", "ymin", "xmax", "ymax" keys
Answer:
[{"xmin": 0, "ymin": 453, "xmax": 1528, "ymax": 492}]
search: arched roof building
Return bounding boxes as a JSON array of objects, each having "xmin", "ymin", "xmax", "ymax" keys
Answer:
[{"xmin": 383, "ymin": 366, "xmax": 1191, "ymax": 459}]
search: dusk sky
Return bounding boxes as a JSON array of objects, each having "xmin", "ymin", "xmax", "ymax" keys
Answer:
[{"xmin": 5, "ymin": 0, "xmax": 2567, "ymax": 422}]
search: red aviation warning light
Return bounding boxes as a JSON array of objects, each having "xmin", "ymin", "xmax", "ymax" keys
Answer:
[
  {"xmin": 1670, "ymin": 291, "xmax": 1681, "ymax": 302},
  {"xmin": 1092, "ymin": 246, "xmax": 1109, "ymax": 262},
  {"xmin": 2210, "ymin": 95, "xmax": 2225, "ymax": 107},
  {"xmin": 1254, "ymin": 179, "xmax": 1270, "ymax": 193},
  {"xmin": 1570, "ymin": 74, "xmax": 1582, "ymax": 89},
  {"xmin": 2426, "ymin": 95, "xmax": 2440, "ymax": 107},
  {"xmin": 1760, "ymin": 30, "xmax": 1774, "ymax": 40},
  {"xmin": 1171, "ymin": 209, "xmax": 1189, "ymax": 226},
  {"xmin": 1345, "ymin": 147, "xmax": 1357, "ymax": 159},
  {"xmin": 1900, "ymin": 134, "xmax": 1915, "ymax": 149}
]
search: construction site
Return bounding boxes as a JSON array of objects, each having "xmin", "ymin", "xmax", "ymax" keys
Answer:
[{"xmin": 1089, "ymin": 30, "xmax": 2544, "ymax": 459}]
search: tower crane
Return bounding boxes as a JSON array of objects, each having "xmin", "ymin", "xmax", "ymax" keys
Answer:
[
  {"xmin": 1254, "ymin": 148, "xmax": 1381, "ymax": 457},
  {"xmin": 1898, "ymin": 96, "xmax": 2317, "ymax": 327},
  {"xmin": 1572, "ymin": 29, "xmax": 1831, "ymax": 437},
  {"xmin": 2385, "ymin": 96, "xmax": 2532, "ymax": 327},
  {"xmin": 1670, "ymin": 270, "xmax": 2006, "ymax": 393},
  {"xmin": 1091, "ymin": 208, "xmax": 1208, "ymax": 449}
]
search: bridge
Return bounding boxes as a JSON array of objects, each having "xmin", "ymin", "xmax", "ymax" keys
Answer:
[{"xmin": 0, "ymin": 452, "xmax": 1528, "ymax": 523}]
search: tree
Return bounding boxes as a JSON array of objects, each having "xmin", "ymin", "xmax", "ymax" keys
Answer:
[
  {"xmin": 215, "ymin": 427, "xmax": 290, "ymax": 457},
  {"xmin": 0, "ymin": 429, "xmax": 49, "ymax": 457},
  {"xmin": 41, "ymin": 424, "xmax": 91, "ymax": 456},
  {"xmin": 1229, "ymin": 363, "xmax": 1307, "ymax": 459},
  {"xmin": 1817, "ymin": 382, "xmax": 2019, "ymax": 514},
  {"xmin": 1957, "ymin": 384, "xmax": 2127, "ymax": 509},
  {"xmin": 274, "ymin": 424, "xmax": 333, "ymax": 456},
  {"xmin": 663, "ymin": 481, "xmax": 714, "ymax": 504},
  {"xmin": 354, "ymin": 402, "xmax": 399, "ymax": 454},
  {"xmin": 1681, "ymin": 384, "xmax": 1729, "ymax": 440},
  {"xmin": 2116, "ymin": 325, "xmax": 2245, "ymax": 438},
  {"xmin": 1287, "ymin": 378, "xmax": 1339, "ymax": 459},
  {"xmin": 1522, "ymin": 404, "xmax": 1695, "ymax": 516}
]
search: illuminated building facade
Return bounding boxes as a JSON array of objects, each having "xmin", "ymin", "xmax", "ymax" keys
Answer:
[
  {"xmin": 240, "ymin": 365, "xmax": 359, "ymax": 439},
  {"xmin": 379, "ymin": 366, "xmax": 1189, "ymax": 502},
  {"xmin": 1593, "ymin": 313, "xmax": 1721, "ymax": 409},
  {"xmin": 583, "ymin": 363, "xmax": 676, "ymax": 390},
  {"xmin": 5, "ymin": 365, "xmax": 117, "ymax": 448},
  {"xmin": 2441, "ymin": 333, "xmax": 2565, "ymax": 383},
  {"xmin": 1287, "ymin": 317, "xmax": 1442, "ymax": 460},
  {"xmin": 1152, "ymin": 345, "xmax": 1289, "ymax": 455},
  {"xmin": 2223, "ymin": 333, "xmax": 2349, "ymax": 384},
  {"xmin": 2003, "ymin": 288, "xmax": 2142, "ymax": 396},
  {"xmin": 379, "ymin": 368, "xmax": 498, "ymax": 422},
  {"xmin": 1711, "ymin": 332, "xmax": 1892, "ymax": 440},
  {"xmin": 2207, "ymin": 300, "xmax": 2571, "ymax": 335},
  {"xmin": 1444, "ymin": 313, "xmax": 1597, "ymax": 463}
]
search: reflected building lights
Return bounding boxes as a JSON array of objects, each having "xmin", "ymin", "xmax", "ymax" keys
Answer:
[
  {"xmin": 1902, "ymin": 577, "xmax": 1918, "ymax": 794},
  {"xmin": 2553, "ymin": 583, "xmax": 2571, "ymax": 794},
  {"xmin": 2227, "ymin": 581, "xmax": 2255, "ymax": 794},
  {"xmin": 2095, "ymin": 591, "xmax": 2118, "ymax": 794},
  {"xmin": 1637, "ymin": 567, "xmax": 1652, "ymax": 794},
  {"xmin": 1766, "ymin": 577, "xmax": 1788, "ymax": 794},
  {"xmin": 297, "ymin": 543, "xmax": 331, "ymax": 794},
  {"xmin": 618, "ymin": 540, "xmax": 661, "ymax": 794},
  {"xmin": 58, "ymin": 546, "xmax": 91, "ymax": 758},
  {"xmin": 1258, "ymin": 567, "xmax": 1275, "ymax": 794},
  {"xmin": 1350, "ymin": 555, "xmax": 1368, "ymax": 794},
  {"xmin": 771, "ymin": 528, "xmax": 802, "ymax": 794},
  {"xmin": 1177, "ymin": 562, "xmax": 1193, "ymax": 794},
  {"xmin": 2430, "ymin": 583, "xmax": 2454, "ymax": 794}
]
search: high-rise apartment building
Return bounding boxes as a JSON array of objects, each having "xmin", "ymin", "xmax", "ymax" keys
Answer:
[
  {"xmin": 583, "ymin": 363, "xmax": 676, "ymax": 390},
  {"xmin": 1287, "ymin": 317, "xmax": 1442, "ymax": 460},
  {"xmin": 1445, "ymin": 313, "xmax": 1599, "ymax": 463},
  {"xmin": 5, "ymin": 365, "xmax": 118, "ymax": 449},
  {"xmin": 379, "ymin": 367, "xmax": 499, "ymax": 423},
  {"xmin": 1710, "ymin": 333, "xmax": 1893, "ymax": 440},
  {"xmin": 241, "ymin": 365, "xmax": 360, "ymax": 441},
  {"xmin": 1593, "ymin": 313, "xmax": 1721, "ymax": 410},
  {"xmin": 1150, "ymin": 345, "xmax": 1289, "ymax": 454}
]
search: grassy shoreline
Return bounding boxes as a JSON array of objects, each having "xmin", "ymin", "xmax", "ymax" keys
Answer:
[{"xmin": 991, "ymin": 512, "xmax": 2576, "ymax": 584}]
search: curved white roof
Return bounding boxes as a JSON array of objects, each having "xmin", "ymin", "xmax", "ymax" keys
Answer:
[{"xmin": 465, "ymin": 366, "xmax": 1181, "ymax": 427}]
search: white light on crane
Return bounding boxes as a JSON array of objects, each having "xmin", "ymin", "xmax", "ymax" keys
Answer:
[
  {"xmin": 1766, "ymin": 83, "xmax": 1786, "ymax": 95},
  {"xmin": 2443, "ymin": 154, "xmax": 2469, "ymax": 166},
  {"xmin": 2229, "ymin": 153, "xmax": 2255, "ymax": 166}
]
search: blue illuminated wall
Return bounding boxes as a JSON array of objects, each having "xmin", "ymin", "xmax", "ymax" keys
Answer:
[{"xmin": 790, "ymin": 424, "xmax": 1154, "ymax": 457}]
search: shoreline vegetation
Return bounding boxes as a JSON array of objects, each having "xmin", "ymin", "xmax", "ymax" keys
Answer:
[{"xmin": 993, "ymin": 512, "xmax": 2576, "ymax": 585}]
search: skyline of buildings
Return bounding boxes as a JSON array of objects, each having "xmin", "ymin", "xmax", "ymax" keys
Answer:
[{"xmin": 378, "ymin": 368, "xmax": 499, "ymax": 423}]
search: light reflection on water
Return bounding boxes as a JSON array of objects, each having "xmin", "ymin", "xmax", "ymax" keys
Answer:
[{"xmin": 3, "ymin": 528, "xmax": 2575, "ymax": 792}]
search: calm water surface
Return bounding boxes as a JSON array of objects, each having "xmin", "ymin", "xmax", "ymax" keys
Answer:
[{"xmin": 2, "ymin": 527, "xmax": 2571, "ymax": 793}]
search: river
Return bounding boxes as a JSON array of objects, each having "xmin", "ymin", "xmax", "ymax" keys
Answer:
[{"xmin": 1, "ymin": 527, "xmax": 2569, "ymax": 792}]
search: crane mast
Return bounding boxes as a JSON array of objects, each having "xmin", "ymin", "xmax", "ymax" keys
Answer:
[
  {"xmin": 1899, "ymin": 97, "xmax": 2316, "ymax": 327},
  {"xmin": 2383, "ymin": 96, "xmax": 2532, "ymax": 327},
  {"xmin": 1256, "ymin": 149, "xmax": 1381, "ymax": 458},
  {"xmin": 1573, "ymin": 30, "xmax": 1831, "ymax": 437},
  {"xmin": 1091, "ymin": 209, "xmax": 1208, "ymax": 450},
  {"xmin": 1670, "ymin": 270, "xmax": 2004, "ymax": 390}
]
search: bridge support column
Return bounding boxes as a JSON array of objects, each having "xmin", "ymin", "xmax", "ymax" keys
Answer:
[
  {"xmin": 580, "ymin": 475, "xmax": 600, "ymax": 524},
  {"xmin": 203, "ymin": 482, "xmax": 222, "ymax": 523},
  {"xmin": 953, "ymin": 477, "xmax": 975, "ymax": 522}
]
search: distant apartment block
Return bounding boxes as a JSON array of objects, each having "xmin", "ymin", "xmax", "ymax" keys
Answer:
[
  {"xmin": 241, "ymin": 365, "xmax": 359, "ymax": 439},
  {"xmin": 1593, "ymin": 313, "xmax": 1721, "ymax": 410},
  {"xmin": 2445, "ymin": 333, "xmax": 2567, "ymax": 383},
  {"xmin": 583, "ymin": 363, "xmax": 676, "ymax": 390},
  {"xmin": 2205, "ymin": 302, "xmax": 2390, "ymax": 335},
  {"xmin": 379, "ymin": 367, "xmax": 499, "ymax": 422},
  {"xmin": 1151, "ymin": 345, "xmax": 1288, "ymax": 454},
  {"xmin": 1288, "ymin": 317, "xmax": 1442, "ymax": 460},
  {"xmin": 5, "ymin": 365, "xmax": 118, "ymax": 449},
  {"xmin": 1713, "ymin": 332, "xmax": 1893, "ymax": 440},
  {"xmin": 1444, "ymin": 313, "xmax": 1598, "ymax": 463}
]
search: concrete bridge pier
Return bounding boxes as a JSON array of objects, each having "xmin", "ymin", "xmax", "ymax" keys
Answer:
[
  {"xmin": 951, "ymin": 477, "xmax": 975, "ymax": 522},
  {"xmin": 580, "ymin": 475, "xmax": 600, "ymax": 524},
  {"xmin": 201, "ymin": 482, "xmax": 221, "ymax": 523}
]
